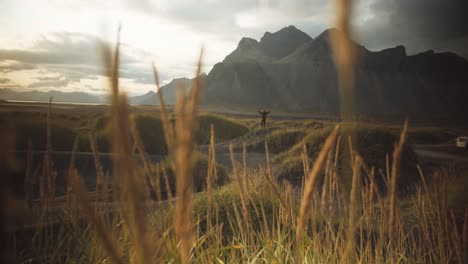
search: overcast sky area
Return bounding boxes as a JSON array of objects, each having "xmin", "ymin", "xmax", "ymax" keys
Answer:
[{"xmin": 0, "ymin": 0, "xmax": 467, "ymax": 96}]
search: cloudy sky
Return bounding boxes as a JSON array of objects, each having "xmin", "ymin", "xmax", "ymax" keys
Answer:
[{"xmin": 0, "ymin": 0, "xmax": 467, "ymax": 96}]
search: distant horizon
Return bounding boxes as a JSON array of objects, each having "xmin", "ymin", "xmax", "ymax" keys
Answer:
[
  {"xmin": 2, "ymin": 26, "xmax": 467, "ymax": 99},
  {"xmin": 1, "ymin": 0, "xmax": 467, "ymax": 96}
]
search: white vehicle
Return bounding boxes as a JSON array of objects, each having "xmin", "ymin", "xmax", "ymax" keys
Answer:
[{"xmin": 456, "ymin": 136, "xmax": 468, "ymax": 148}]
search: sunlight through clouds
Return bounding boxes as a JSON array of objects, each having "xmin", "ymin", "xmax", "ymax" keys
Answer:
[{"xmin": 1, "ymin": 0, "xmax": 467, "ymax": 95}]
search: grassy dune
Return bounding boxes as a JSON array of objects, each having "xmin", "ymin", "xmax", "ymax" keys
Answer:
[
  {"xmin": 3, "ymin": 9, "xmax": 467, "ymax": 263},
  {"xmin": 5, "ymin": 111, "xmax": 249, "ymax": 154},
  {"xmin": 275, "ymin": 125, "xmax": 419, "ymax": 191}
]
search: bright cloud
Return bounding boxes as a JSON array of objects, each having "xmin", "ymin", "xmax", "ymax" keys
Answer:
[{"xmin": 0, "ymin": 0, "xmax": 466, "ymax": 96}]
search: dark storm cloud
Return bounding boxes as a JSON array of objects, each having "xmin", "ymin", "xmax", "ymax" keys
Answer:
[
  {"xmin": 125, "ymin": 0, "xmax": 468, "ymax": 58},
  {"xmin": 0, "ymin": 32, "xmax": 137, "ymax": 65},
  {"xmin": 0, "ymin": 78, "xmax": 10, "ymax": 84},
  {"xmin": 356, "ymin": 0, "xmax": 468, "ymax": 58},
  {"xmin": 126, "ymin": 0, "xmax": 331, "ymax": 41},
  {"xmin": 383, "ymin": 0, "xmax": 468, "ymax": 42}
]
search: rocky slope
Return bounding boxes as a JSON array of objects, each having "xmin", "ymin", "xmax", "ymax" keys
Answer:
[{"xmin": 202, "ymin": 26, "xmax": 468, "ymax": 119}]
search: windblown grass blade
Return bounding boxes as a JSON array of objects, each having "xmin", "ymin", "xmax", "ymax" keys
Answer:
[{"xmin": 296, "ymin": 125, "xmax": 340, "ymax": 243}]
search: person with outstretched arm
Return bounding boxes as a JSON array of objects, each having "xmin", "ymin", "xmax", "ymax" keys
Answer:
[{"xmin": 258, "ymin": 109, "xmax": 271, "ymax": 128}]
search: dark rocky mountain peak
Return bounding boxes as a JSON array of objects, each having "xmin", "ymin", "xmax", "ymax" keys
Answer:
[
  {"xmin": 223, "ymin": 25, "xmax": 313, "ymax": 63},
  {"xmin": 237, "ymin": 37, "xmax": 258, "ymax": 49},
  {"xmin": 259, "ymin": 25, "xmax": 312, "ymax": 59},
  {"xmin": 313, "ymin": 27, "xmax": 338, "ymax": 43},
  {"xmin": 143, "ymin": 90, "xmax": 156, "ymax": 96}
]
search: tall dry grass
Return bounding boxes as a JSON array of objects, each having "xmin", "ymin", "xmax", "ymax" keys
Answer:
[
  {"xmin": 3, "ymin": 67, "xmax": 466, "ymax": 263},
  {"xmin": 2, "ymin": 0, "xmax": 467, "ymax": 263}
]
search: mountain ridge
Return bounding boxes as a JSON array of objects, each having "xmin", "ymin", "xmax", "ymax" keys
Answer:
[
  {"xmin": 2, "ymin": 26, "xmax": 467, "ymax": 120},
  {"xmin": 202, "ymin": 26, "xmax": 468, "ymax": 119}
]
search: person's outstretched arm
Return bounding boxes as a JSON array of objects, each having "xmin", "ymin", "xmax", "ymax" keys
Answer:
[{"xmin": 258, "ymin": 110, "xmax": 262, "ymax": 114}]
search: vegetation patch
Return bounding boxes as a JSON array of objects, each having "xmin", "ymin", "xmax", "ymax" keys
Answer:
[
  {"xmin": 92, "ymin": 114, "xmax": 249, "ymax": 153},
  {"xmin": 198, "ymin": 115, "xmax": 249, "ymax": 144},
  {"xmin": 275, "ymin": 157, "xmax": 305, "ymax": 186},
  {"xmin": 275, "ymin": 124, "xmax": 419, "ymax": 192},
  {"xmin": 15, "ymin": 121, "xmax": 77, "ymax": 151},
  {"xmin": 155, "ymin": 153, "xmax": 230, "ymax": 198},
  {"xmin": 249, "ymin": 129, "xmax": 306, "ymax": 153}
]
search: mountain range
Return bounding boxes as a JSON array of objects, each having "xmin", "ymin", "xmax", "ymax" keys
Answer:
[
  {"xmin": 2, "ymin": 26, "xmax": 468, "ymax": 119},
  {"xmin": 201, "ymin": 26, "xmax": 468, "ymax": 118}
]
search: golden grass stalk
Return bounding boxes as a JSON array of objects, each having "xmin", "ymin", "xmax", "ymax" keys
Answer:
[
  {"xmin": 206, "ymin": 124, "xmax": 216, "ymax": 230},
  {"xmin": 101, "ymin": 26, "xmax": 152, "ymax": 263},
  {"xmin": 386, "ymin": 154, "xmax": 391, "ymax": 185},
  {"xmin": 73, "ymin": 170, "xmax": 123, "ymax": 264},
  {"xmin": 301, "ymin": 144, "xmax": 310, "ymax": 196},
  {"xmin": 40, "ymin": 97, "xmax": 54, "ymax": 210},
  {"xmin": 296, "ymin": 125, "xmax": 340, "ymax": 243},
  {"xmin": 229, "ymin": 143, "xmax": 250, "ymax": 223},
  {"xmin": 242, "ymin": 142, "xmax": 248, "ymax": 194},
  {"xmin": 25, "ymin": 139, "xmax": 33, "ymax": 209},
  {"xmin": 171, "ymin": 49, "xmax": 204, "ymax": 264},
  {"xmin": 330, "ymin": 0, "xmax": 357, "ymax": 121},
  {"xmin": 88, "ymin": 131, "xmax": 104, "ymax": 211},
  {"xmin": 264, "ymin": 140, "xmax": 273, "ymax": 178},
  {"xmin": 321, "ymin": 148, "xmax": 333, "ymax": 209},
  {"xmin": 129, "ymin": 114, "xmax": 153, "ymax": 200},
  {"xmin": 152, "ymin": 63, "xmax": 175, "ymax": 156},
  {"xmin": 161, "ymin": 164, "xmax": 173, "ymax": 201},
  {"xmin": 259, "ymin": 164, "xmax": 286, "ymax": 209},
  {"xmin": 67, "ymin": 136, "xmax": 79, "ymax": 215},
  {"xmin": 388, "ymin": 119, "xmax": 408, "ymax": 236},
  {"xmin": 152, "ymin": 164, "xmax": 162, "ymax": 203},
  {"xmin": 207, "ymin": 124, "xmax": 216, "ymax": 197},
  {"xmin": 345, "ymin": 154, "xmax": 361, "ymax": 259},
  {"xmin": 114, "ymin": 86, "xmax": 151, "ymax": 264},
  {"xmin": 262, "ymin": 141, "xmax": 287, "ymax": 209}
]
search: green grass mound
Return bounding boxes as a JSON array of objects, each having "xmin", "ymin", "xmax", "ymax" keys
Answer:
[
  {"xmin": 149, "ymin": 180, "xmax": 279, "ymax": 248},
  {"xmin": 134, "ymin": 114, "xmax": 167, "ymax": 154},
  {"xmin": 156, "ymin": 153, "xmax": 230, "ymax": 198},
  {"xmin": 92, "ymin": 114, "xmax": 249, "ymax": 154},
  {"xmin": 198, "ymin": 115, "xmax": 249, "ymax": 144},
  {"xmin": 15, "ymin": 121, "xmax": 77, "ymax": 151},
  {"xmin": 83, "ymin": 113, "xmax": 166, "ymax": 154},
  {"xmin": 249, "ymin": 129, "xmax": 307, "ymax": 153},
  {"xmin": 193, "ymin": 180, "xmax": 279, "ymax": 241},
  {"xmin": 439, "ymin": 162, "xmax": 468, "ymax": 215},
  {"xmin": 276, "ymin": 125, "xmax": 419, "ymax": 193},
  {"xmin": 274, "ymin": 157, "xmax": 305, "ymax": 186}
]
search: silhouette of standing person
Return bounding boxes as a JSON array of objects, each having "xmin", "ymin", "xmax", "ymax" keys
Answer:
[{"xmin": 258, "ymin": 109, "xmax": 270, "ymax": 128}]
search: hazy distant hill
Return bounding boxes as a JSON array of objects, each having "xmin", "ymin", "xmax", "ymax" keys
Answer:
[
  {"xmin": 202, "ymin": 26, "xmax": 468, "ymax": 119},
  {"xmin": 129, "ymin": 75, "xmax": 204, "ymax": 105},
  {"xmin": 0, "ymin": 74, "xmax": 200, "ymax": 105},
  {"xmin": 129, "ymin": 90, "xmax": 157, "ymax": 105},
  {"xmin": 0, "ymin": 88, "xmax": 103, "ymax": 104}
]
